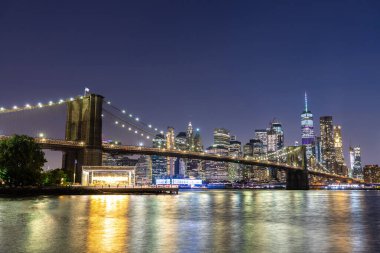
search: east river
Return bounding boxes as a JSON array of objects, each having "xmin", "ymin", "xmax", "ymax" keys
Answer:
[{"xmin": 1, "ymin": 190, "xmax": 380, "ymax": 253}]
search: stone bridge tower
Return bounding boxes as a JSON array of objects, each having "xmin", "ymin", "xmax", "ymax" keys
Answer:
[{"xmin": 62, "ymin": 94, "xmax": 103, "ymax": 183}]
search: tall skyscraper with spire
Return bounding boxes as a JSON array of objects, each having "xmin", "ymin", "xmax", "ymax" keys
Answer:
[{"xmin": 301, "ymin": 92, "xmax": 315, "ymax": 158}]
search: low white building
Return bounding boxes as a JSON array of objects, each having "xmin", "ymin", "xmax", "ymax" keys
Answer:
[{"xmin": 82, "ymin": 166, "xmax": 135, "ymax": 186}]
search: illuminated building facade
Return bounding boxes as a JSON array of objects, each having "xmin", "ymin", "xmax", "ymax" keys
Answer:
[
  {"xmin": 151, "ymin": 133, "xmax": 167, "ymax": 180},
  {"xmin": 320, "ymin": 116, "xmax": 335, "ymax": 171},
  {"xmin": 267, "ymin": 128, "xmax": 278, "ymax": 153},
  {"xmin": 301, "ymin": 92, "xmax": 315, "ymax": 158},
  {"xmin": 349, "ymin": 147, "xmax": 355, "ymax": 177},
  {"xmin": 255, "ymin": 129, "xmax": 268, "ymax": 154},
  {"xmin": 352, "ymin": 146, "xmax": 363, "ymax": 179},
  {"xmin": 82, "ymin": 166, "xmax": 135, "ymax": 186},
  {"xmin": 315, "ymin": 136, "xmax": 322, "ymax": 163},
  {"xmin": 213, "ymin": 128, "xmax": 231, "ymax": 149},
  {"xmin": 228, "ymin": 136, "xmax": 242, "ymax": 182},
  {"xmin": 166, "ymin": 127, "xmax": 176, "ymax": 176},
  {"xmin": 205, "ymin": 145, "xmax": 229, "ymax": 182},
  {"xmin": 135, "ymin": 155, "xmax": 152, "ymax": 185},
  {"xmin": 271, "ymin": 120, "xmax": 284, "ymax": 150},
  {"xmin": 363, "ymin": 165, "xmax": 380, "ymax": 183},
  {"xmin": 186, "ymin": 122, "xmax": 194, "ymax": 150},
  {"xmin": 175, "ymin": 132, "xmax": 188, "ymax": 150},
  {"xmin": 333, "ymin": 125, "xmax": 345, "ymax": 164}
]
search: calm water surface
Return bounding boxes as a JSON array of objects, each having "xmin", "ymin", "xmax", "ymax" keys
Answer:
[{"xmin": 1, "ymin": 190, "xmax": 380, "ymax": 253}]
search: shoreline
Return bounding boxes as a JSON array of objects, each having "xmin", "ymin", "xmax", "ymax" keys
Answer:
[{"xmin": 0, "ymin": 186, "xmax": 179, "ymax": 197}]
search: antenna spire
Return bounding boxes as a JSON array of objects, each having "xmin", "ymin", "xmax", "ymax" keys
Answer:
[{"xmin": 304, "ymin": 91, "xmax": 308, "ymax": 112}]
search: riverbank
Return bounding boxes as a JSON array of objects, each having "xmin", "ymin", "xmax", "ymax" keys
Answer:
[{"xmin": 0, "ymin": 186, "xmax": 179, "ymax": 197}]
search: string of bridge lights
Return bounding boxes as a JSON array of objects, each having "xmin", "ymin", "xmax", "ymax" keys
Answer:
[
  {"xmin": 102, "ymin": 108, "xmax": 160, "ymax": 142},
  {"xmin": 103, "ymin": 99, "xmax": 165, "ymax": 136},
  {"xmin": 0, "ymin": 95, "xmax": 83, "ymax": 113}
]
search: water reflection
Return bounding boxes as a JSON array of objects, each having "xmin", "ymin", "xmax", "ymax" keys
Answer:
[
  {"xmin": 1, "ymin": 191, "xmax": 380, "ymax": 253},
  {"xmin": 87, "ymin": 196, "xmax": 129, "ymax": 253}
]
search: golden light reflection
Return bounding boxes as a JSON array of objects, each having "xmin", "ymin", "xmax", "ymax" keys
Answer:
[{"xmin": 87, "ymin": 196, "xmax": 130, "ymax": 253}]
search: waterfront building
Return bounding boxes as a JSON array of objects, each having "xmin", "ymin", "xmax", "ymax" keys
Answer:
[
  {"xmin": 213, "ymin": 128, "xmax": 231, "ymax": 149},
  {"xmin": 228, "ymin": 136, "xmax": 242, "ymax": 182},
  {"xmin": 152, "ymin": 133, "xmax": 167, "ymax": 180},
  {"xmin": 352, "ymin": 146, "xmax": 363, "ymax": 179},
  {"xmin": 135, "ymin": 155, "xmax": 152, "ymax": 185},
  {"xmin": 205, "ymin": 145, "xmax": 229, "ymax": 182},
  {"xmin": 82, "ymin": 166, "xmax": 135, "ymax": 186},
  {"xmin": 301, "ymin": 92, "xmax": 315, "ymax": 159},
  {"xmin": 363, "ymin": 165, "xmax": 380, "ymax": 183},
  {"xmin": 166, "ymin": 127, "xmax": 176, "ymax": 176},
  {"xmin": 320, "ymin": 116, "xmax": 335, "ymax": 172}
]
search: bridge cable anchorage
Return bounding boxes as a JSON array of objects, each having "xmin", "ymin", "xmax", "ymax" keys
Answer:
[
  {"xmin": 0, "ymin": 95, "xmax": 82, "ymax": 114},
  {"xmin": 103, "ymin": 100, "xmax": 165, "ymax": 135}
]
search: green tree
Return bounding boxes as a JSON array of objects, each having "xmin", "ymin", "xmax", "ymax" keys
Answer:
[
  {"xmin": 0, "ymin": 135, "xmax": 46, "ymax": 186},
  {"xmin": 42, "ymin": 168, "xmax": 68, "ymax": 185}
]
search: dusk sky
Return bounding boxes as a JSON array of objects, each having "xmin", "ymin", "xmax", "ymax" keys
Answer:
[{"xmin": 1, "ymin": 0, "xmax": 380, "ymax": 167}]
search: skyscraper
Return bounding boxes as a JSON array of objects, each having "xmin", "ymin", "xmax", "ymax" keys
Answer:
[
  {"xmin": 151, "ymin": 134, "xmax": 167, "ymax": 180},
  {"xmin": 213, "ymin": 128, "xmax": 231, "ymax": 149},
  {"xmin": 333, "ymin": 125, "xmax": 345, "ymax": 164},
  {"xmin": 255, "ymin": 129, "xmax": 268, "ymax": 154},
  {"xmin": 228, "ymin": 136, "xmax": 242, "ymax": 182},
  {"xmin": 301, "ymin": 92, "xmax": 315, "ymax": 158},
  {"xmin": 349, "ymin": 147, "xmax": 355, "ymax": 177},
  {"xmin": 320, "ymin": 116, "xmax": 335, "ymax": 171},
  {"xmin": 166, "ymin": 127, "xmax": 176, "ymax": 176},
  {"xmin": 186, "ymin": 122, "xmax": 194, "ymax": 150},
  {"xmin": 352, "ymin": 147, "xmax": 363, "ymax": 179},
  {"xmin": 271, "ymin": 120, "xmax": 284, "ymax": 150}
]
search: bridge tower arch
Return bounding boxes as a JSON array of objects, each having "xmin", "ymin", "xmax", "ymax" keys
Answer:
[
  {"xmin": 286, "ymin": 146, "xmax": 310, "ymax": 190},
  {"xmin": 62, "ymin": 94, "xmax": 103, "ymax": 183}
]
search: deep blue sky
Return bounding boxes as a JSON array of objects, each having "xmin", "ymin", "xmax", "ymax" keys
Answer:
[{"xmin": 1, "ymin": 0, "xmax": 380, "ymax": 167}]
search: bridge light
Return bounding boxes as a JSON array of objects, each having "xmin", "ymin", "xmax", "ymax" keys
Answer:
[
  {"xmin": 122, "ymin": 124, "xmax": 125, "ymax": 128},
  {"xmin": 25, "ymin": 104, "xmax": 31, "ymax": 108},
  {"xmin": 146, "ymin": 136, "xmax": 150, "ymax": 139},
  {"xmin": 49, "ymin": 101, "xmax": 53, "ymax": 105},
  {"xmin": 148, "ymin": 124, "xmax": 152, "ymax": 128},
  {"xmin": 59, "ymin": 99, "xmax": 64, "ymax": 104},
  {"xmin": 70, "ymin": 97, "xmax": 74, "ymax": 101},
  {"xmin": 134, "ymin": 130, "xmax": 138, "ymax": 134},
  {"xmin": 107, "ymin": 101, "xmax": 111, "ymax": 105},
  {"xmin": 141, "ymin": 133, "xmax": 144, "ymax": 136},
  {"xmin": 80, "ymin": 96, "xmax": 83, "ymax": 99},
  {"xmin": 154, "ymin": 128, "xmax": 158, "ymax": 131},
  {"xmin": 129, "ymin": 114, "xmax": 133, "ymax": 117},
  {"xmin": 128, "ymin": 127, "xmax": 131, "ymax": 131},
  {"xmin": 115, "ymin": 121, "xmax": 119, "ymax": 124},
  {"xmin": 0, "ymin": 107, "xmax": 4, "ymax": 111},
  {"xmin": 139, "ymin": 142, "xmax": 143, "ymax": 147},
  {"xmin": 13, "ymin": 105, "xmax": 18, "ymax": 109},
  {"xmin": 135, "ymin": 117, "xmax": 139, "ymax": 121},
  {"xmin": 101, "ymin": 114, "xmax": 104, "ymax": 117},
  {"xmin": 37, "ymin": 102, "xmax": 43, "ymax": 108},
  {"xmin": 160, "ymin": 131, "xmax": 164, "ymax": 134},
  {"xmin": 121, "ymin": 110, "xmax": 126, "ymax": 114}
]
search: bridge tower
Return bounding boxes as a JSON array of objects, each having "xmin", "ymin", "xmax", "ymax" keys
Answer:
[
  {"xmin": 286, "ymin": 146, "xmax": 310, "ymax": 190},
  {"xmin": 62, "ymin": 94, "xmax": 103, "ymax": 183}
]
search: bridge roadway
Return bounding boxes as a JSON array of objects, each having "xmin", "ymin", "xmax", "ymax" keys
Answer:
[{"xmin": 0, "ymin": 136, "xmax": 363, "ymax": 182}]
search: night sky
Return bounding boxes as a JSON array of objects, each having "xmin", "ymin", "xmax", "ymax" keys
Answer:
[{"xmin": 1, "ymin": 0, "xmax": 380, "ymax": 168}]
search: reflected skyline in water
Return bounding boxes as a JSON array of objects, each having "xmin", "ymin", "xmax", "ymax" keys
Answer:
[{"xmin": 1, "ymin": 190, "xmax": 380, "ymax": 252}]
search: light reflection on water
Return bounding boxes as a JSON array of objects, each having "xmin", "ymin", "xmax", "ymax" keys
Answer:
[{"xmin": 1, "ymin": 190, "xmax": 380, "ymax": 253}]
